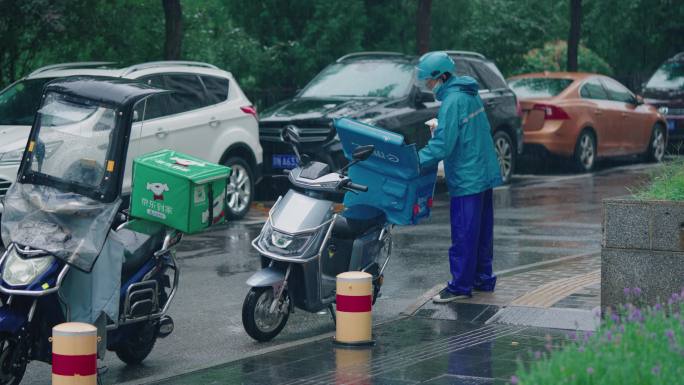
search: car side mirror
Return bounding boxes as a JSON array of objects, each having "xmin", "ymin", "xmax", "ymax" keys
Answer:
[
  {"xmin": 635, "ymin": 95, "xmax": 644, "ymax": 105},
  {"xmin": 352, "ymin": 145, "xmax": 375, "ymax": 161},
  {"xmin": 413, "ymin": 86, "xmax": 435, "ymax": 108},
  {"xmin": 420, "ymin": 89, "xmax": 435, "ymax": 103}
]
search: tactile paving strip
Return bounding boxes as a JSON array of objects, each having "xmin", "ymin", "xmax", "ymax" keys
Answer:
[{"xmin": 510, "ymin": 270, "xmax": 600, "ymax": 308}]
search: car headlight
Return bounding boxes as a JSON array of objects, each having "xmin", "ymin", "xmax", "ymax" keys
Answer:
[
  {"xmin": 2, "ymin": 249, "xmax": 54, "ymax": 287},
  {"xmin": 0, "ymin": 148, "xmax": 24, "ymax": 165},
  {"xmin": 658, "ymin": 106, "xmax": 669, "ymax": 115}
]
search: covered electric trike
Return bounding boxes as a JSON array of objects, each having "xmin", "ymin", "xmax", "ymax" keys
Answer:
[{"xmin": 0, "ymin": 77, "xmax": 182, "ymax": 384}]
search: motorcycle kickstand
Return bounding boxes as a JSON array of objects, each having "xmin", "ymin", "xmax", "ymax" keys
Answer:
[{"xmin": 328, "ymin": 304, "xmax": 336, "ymax": 325}]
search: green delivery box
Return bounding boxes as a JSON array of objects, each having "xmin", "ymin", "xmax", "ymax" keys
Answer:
[{"xmin": 130, "ymin": 149, "xmax": 231, "ymax": 234}]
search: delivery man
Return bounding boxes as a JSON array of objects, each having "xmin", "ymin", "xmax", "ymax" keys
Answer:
[{"xmin": 415, "ymin": 51, "xmax": 502, "ymax": 303}]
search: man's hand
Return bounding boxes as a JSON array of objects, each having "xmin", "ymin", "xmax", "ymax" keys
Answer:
[{"xmin": 425, "ymin": 118, "xmax": 438, "ymax": 135}]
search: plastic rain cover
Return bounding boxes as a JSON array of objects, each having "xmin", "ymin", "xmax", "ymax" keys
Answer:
[{"xmin": 1, "ymin": 182, "xmax": 121, "ymax": 272}]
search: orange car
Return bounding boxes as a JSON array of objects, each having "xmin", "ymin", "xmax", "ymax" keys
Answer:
[{"xmin": 508, "ymin": 72, "xmax": 667, "ymax": 171}]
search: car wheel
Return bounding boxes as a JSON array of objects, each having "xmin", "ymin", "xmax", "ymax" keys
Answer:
[
  {"xmin": 224, "ymin": 157, "xmax": 254, "ymax": 220},
  {"xmin": 573, "ymin": 130, "xmax": 596, "ymax": 172},
  {"xmin": 644, "ymin": 124, "xmax": 666, "ymax": 163},
  {"xmin": 493, "ymin": 131, "xmax": 514, "ymax": 184}
]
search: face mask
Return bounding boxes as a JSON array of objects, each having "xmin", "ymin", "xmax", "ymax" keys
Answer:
[{"xmin": 432, "ymin": 79, "xmax": 445, "ymax": 97}]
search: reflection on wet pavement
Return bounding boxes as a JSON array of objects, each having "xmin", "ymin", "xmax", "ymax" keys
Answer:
[{"xmin": 153, "ymin": 316, "xmax": 567, "ymax": 385}]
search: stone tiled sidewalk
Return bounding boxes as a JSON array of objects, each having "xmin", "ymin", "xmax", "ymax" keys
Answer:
[{"xmin": 552, "ymin": 282, "xmax": 601, "ymax": 310}]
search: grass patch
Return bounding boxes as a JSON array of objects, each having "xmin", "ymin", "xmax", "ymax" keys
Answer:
[
  {"xmin": 512, "ymin": 288, "xmax": 684, "ymax": 385},
  {"xmin": 633, "ymin": 159, "xmax": 684, "ymax": 201}
]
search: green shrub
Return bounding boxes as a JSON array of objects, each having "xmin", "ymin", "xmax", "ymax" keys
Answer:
[
  {"xmin": 516, "ymin": 40, "xmax": 613, "ymax": 76},
  {"xmin": 634, "ymin": 159, "xmax": 684, "ymax": 201},
  {"xmin": 512, "ymin": 288, "xmax": 684, "ymax": 385}
]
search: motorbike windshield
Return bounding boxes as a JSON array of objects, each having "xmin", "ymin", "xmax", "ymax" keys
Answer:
[
  {"xmin": 1, "ymin": 183, "xmax": 120, "ymax": 272},
  {"xmin": 1, "ymin": 91, "xmax": 123, "ymax": 272},
  {"xmin": 24, "ymin": 92, "xmax": 119, "ymax": 195}
]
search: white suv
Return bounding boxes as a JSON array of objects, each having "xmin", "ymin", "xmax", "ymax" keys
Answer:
[{"xmin": 0, "ymin": 61, "xmax": 262, "ymax": 219}]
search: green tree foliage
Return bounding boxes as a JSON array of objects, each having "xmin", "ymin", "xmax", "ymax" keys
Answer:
[
  {"xmin": 431, "ymin": 0, "xmax": 568, "ymax": 76},
  {"xmin": 218, "ymin": 0, "xmax": 367, "ymax": 106},
  {"xmin": 0, "ymin": 0, "xmax": 67, "ymax": 85},
  {"xmin": 0, "ymin": 0, "xmax": 682, "ymax": 106},
  {"xmin": 584, "ymin": 0, "xmax": 684, "ymax": 88},
  {"xmin": 517, "ymin": 40, "xmax": 613, "ymax": 76}
]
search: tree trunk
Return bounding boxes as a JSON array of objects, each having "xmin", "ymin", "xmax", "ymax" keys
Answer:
[
  {"xmin": 416, "ymin": 0, "xmax": 432, "ymax": 55},
  {"xmin": 567, "ymin": 0, "xmax": 582, "ymax": 71},
  {"xmin": 162, "ymin": 0, "xmax": 182, "ymax": 60}
]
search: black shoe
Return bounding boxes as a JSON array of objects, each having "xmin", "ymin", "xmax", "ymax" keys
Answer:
[{"xmin": 432, "ymin": 288, "xmax": 472, "ymax": 303}]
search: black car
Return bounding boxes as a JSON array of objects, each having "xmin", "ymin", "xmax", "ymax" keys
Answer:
[
  {"xmin": 643, "ymin": 52, "xmax": 684, "ymax": 144},
  {"xmin": 258, "ymin": 51, "xmax": 523, "ymax": 193}
]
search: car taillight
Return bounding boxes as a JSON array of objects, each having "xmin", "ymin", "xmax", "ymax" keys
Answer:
[
  {"xmin": 515, "ymin": 98, "xmax": 523, "ymax": 117},
  {"xmin": 427, "ymin": 197, "xmax": 433, "ymax": 208},
  {"xmin": 533, "ymin": 103, "xmax": 570, "ymax": 120},
  {"xmin": 413, "ymin": 204, "xmax": 420, "ymax": 217},
  {"xmin": 240, "ymin": 105, "xmax": 258, "ymax": 119}
]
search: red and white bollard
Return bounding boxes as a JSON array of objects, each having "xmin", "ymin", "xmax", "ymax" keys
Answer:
[
  {"xmin": 334, "ymin": 271, "xmax": 374, "ymax": 346},
  {"xmin": 50, "ymin": 322, "xmax": 98, "ymax": 385}
]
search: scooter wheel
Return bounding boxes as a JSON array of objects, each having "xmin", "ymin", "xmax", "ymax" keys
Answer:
[
  {"xmin": 242, "ymin": 287, "xmax": 290, "ymax": 342},
  {"xmin": 114, "ymin": 322, "xmax": 157, "ymax": 365},
  {"xmin": 0, "ymin": 333, "xmax": 26, "ymax": 385}
]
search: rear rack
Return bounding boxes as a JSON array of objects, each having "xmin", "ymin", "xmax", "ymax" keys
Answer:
[
  {"xmin": 29, "ymin": 62, "xmax": 117, "ymax": 76},
  {"xmin": 122, "ymin": 61, "xmax": 218, "ymax": 76},
  {"xmin": 336, "ymin": 52, "xmax": 409, "ymax": 63},
  {"xmin": 444, "ymin": 50, "xmax": 486, "ymax": 60}
]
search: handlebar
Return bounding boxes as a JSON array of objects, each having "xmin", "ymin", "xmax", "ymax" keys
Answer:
[{"xmin": 346, "ymin": 182, "xmax": 368, "ymax": 192}]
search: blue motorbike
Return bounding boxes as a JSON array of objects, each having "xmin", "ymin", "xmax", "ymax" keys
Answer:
[{"xmin": 0, "ymin": 77, "xmax": 181, "ymax": 384}]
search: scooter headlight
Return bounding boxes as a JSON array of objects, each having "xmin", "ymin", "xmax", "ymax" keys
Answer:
[
  {"xmin": 259, "ymin": 222, "xmax": 316, "ymax": 256},
  {"xmin": 2, "ymin": 249, "xmax": 54, "ymax": 287},
  {"xmin": 271, "ymin": 231, "xmax": 293, "ymax": 249}
]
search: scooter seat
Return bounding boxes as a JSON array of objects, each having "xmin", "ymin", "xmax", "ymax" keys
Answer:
[
  {"xmin": 333, "ymin": 212, "xmax": 385, "ymax": 239},
  {"xmin": 117, "ymin": 220, "xmax": 166, "ymax": 281}
]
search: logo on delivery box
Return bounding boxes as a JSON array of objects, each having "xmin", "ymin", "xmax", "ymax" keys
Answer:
[
  {"xmin": 171, "ymin": 157, "xmax": 205, "ymax": 167},
  {"xmin": 147, "ymin": 182, "xmax": 169, "ymax": 201}
]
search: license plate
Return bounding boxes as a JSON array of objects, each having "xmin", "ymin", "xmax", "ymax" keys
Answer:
[
  {"xmin": 667, "ymin": 119, "xmax": 676, "ymax": 131},
  {"xmin": 272, "ymin": 154, "xmax": 298, "ymax": 169}
]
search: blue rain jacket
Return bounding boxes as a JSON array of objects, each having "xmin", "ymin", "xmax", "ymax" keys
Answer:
[{"xmin": 419, "ymin": 76, "xmax": 502, "ymax": 197}]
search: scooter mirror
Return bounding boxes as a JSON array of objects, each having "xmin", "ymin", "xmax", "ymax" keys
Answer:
[
  {"xmin": 352, "ymin": 145, "xmax": 375, "ymax": 161},
  {"xmin": 281, "ymin": 125, "xmax": 301, "ymax": 144}
]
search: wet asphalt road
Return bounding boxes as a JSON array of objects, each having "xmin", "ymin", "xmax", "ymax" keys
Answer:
[{"xmin": 17, "ymin": 157, "xmax": 668, "ymax": 385}]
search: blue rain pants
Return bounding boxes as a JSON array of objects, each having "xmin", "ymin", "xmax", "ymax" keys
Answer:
[{"xmin": 447, "ymin": 188, "xmax": 497, "ymax": 295}]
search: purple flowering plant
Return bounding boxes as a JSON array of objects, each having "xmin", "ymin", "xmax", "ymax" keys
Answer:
[{"xmin": 513, "ymin": 288, "xmax": 684, "ymax": 384}]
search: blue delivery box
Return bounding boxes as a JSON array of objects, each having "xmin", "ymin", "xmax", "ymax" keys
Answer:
[{"xmin": 334, "ymin": 117, "xmax": 438, "ymax": 225}]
